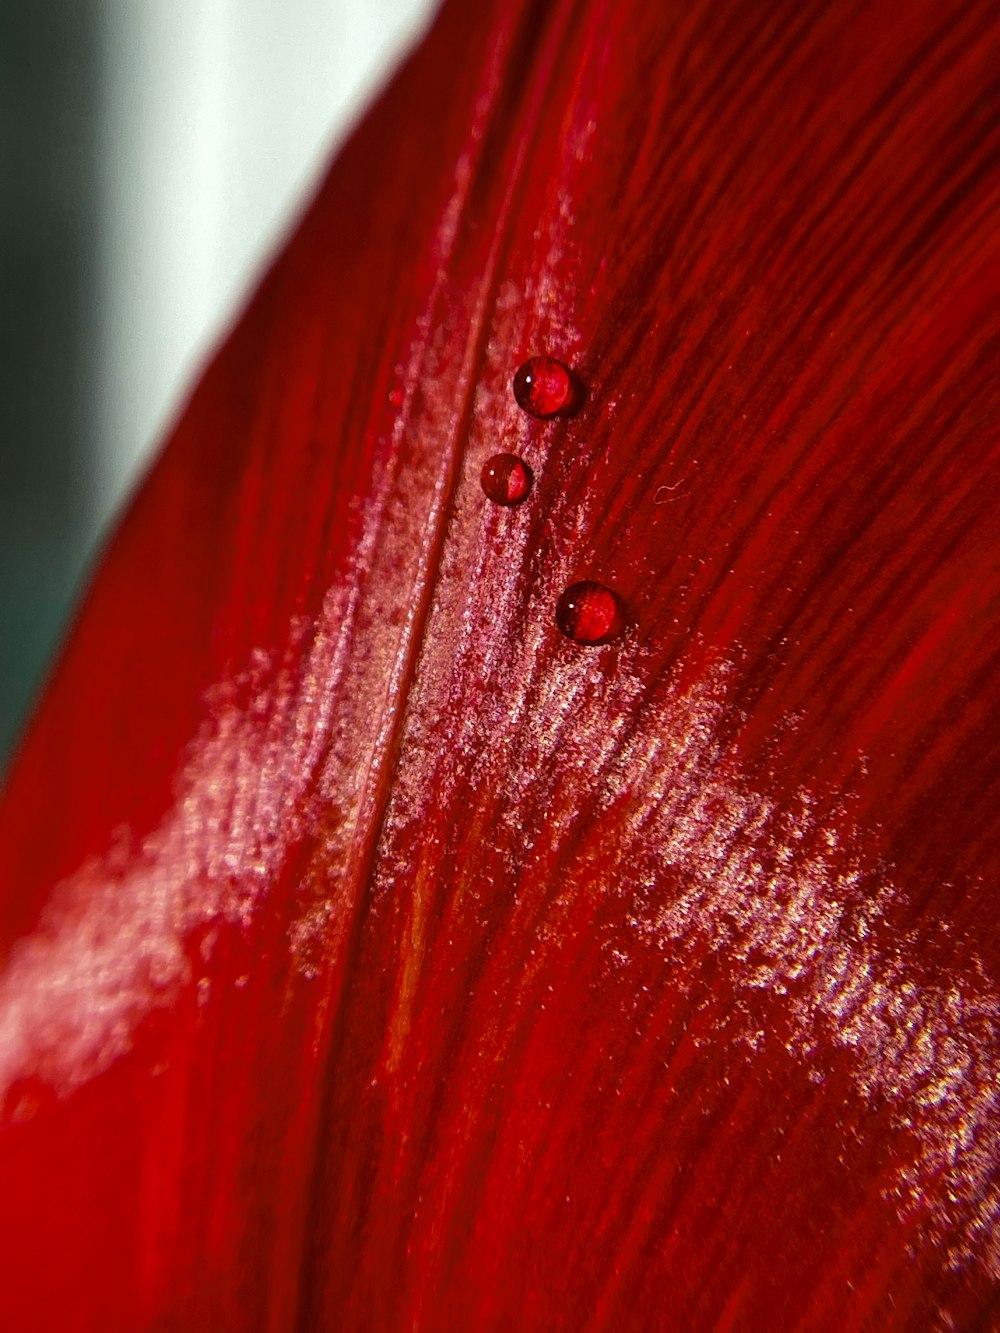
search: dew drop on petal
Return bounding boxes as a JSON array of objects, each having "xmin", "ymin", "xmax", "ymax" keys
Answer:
[
  {"xmin": 555, "ymin": 581, "xmax": 625, "ymax": 645},
  {"xmin": 512, "ymin": 356, "xmax": 578, "ymax": 417},
  {"xmin": 481, "ymin": 452, "xmax": 533, "ymax": 505}
]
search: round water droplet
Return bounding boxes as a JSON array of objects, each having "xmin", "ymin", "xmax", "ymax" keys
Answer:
[
  {"xmin": 555, "ymin": 581, "xmax": 625, "ymax": 645},
  {"xmin": 481, "ymin": 452, "xmax": 533, "ymax": 505},
  {"xmin": 512, "ymin": 356, "xmax": 578, "ymax": 418}
]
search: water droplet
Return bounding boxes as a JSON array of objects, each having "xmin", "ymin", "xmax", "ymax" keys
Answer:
[
  {"xmin": 512, "ymin": 356, "xmax": 579, "ymax": 417},
  {"xmin": 555, "ymin": 581, "xmax": 625, "ymax": 645},
  {"xmin": 481, "ymin": 452, "xmax": 533, "ymax": 505}
]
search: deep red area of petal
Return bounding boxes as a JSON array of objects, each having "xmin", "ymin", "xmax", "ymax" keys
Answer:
[{"xmin": 0, "ymin": 0, "xmax": 998, "ymax": 1328}]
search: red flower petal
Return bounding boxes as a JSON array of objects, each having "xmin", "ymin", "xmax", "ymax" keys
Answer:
[{"xmin": 1, "ymin": 0, "xmax": 999, "ymax": 1327}]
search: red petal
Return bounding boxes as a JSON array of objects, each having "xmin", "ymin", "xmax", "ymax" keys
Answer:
[{"xmin": 1, "ymin": 0, "xmax": 999, "ymax": 1327}]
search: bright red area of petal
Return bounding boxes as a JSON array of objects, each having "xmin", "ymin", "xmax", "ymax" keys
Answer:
[{"xmin": 0, "ymin": 0, "xmax": 998, "ymax": 1328}]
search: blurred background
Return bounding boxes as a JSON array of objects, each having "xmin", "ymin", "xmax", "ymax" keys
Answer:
[{"xmin": 0, "ymin": 0, "xmax": 434, "ymax": 775}]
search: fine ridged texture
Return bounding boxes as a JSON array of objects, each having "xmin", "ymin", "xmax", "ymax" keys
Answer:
[{"xmin": 1, "ymin": 0, "xmax": 998, "ymax": 1328}]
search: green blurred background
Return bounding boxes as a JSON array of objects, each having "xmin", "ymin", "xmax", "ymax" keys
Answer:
[
  {"xmin": 0, "ymin": 0, "xmax": 432, "ymax": 779},
  {"xmin": 0, "ymin": 1, "xmax": 101, "ymax": 771}
]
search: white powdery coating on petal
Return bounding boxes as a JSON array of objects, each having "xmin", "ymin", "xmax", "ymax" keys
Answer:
[
  {"xmin": 615, "ymin": 667, "xmax": 999, "ymax": 1276},
  {"xmin": 0, "ymin": 94, "xmax": 517, "ymax": 1098},
  {"xmin": 366, "ymin": 394, "xmax": 1000, "ymax": 1278},
  {"xmin": 0, "ymin": 605, "xmax": 348, "ymax": 1099},
  {"xmin": 376, "ymin": 595, "xmax": 998, "ymax": 1284}
]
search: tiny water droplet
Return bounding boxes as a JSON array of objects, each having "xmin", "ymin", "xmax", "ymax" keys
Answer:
[
  {"xmin": 556, "ymin": 581, "xmax": 625, "ymax": 645},
  {"xmin": 481, "ymin": 452, "xmax": 533, "ymax": 505},
  {"xmin": 513, "ymin": 356, "xmax": 579, "ymax": 417}
]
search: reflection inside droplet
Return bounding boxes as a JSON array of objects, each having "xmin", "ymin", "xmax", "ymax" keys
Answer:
[
  {"xmin": 555, "ymin": 581, "xmax": 625, "ymax": 644},
  {"xmin": 480, "ymin": 452, "xmax": 533, "ymax": 505}
]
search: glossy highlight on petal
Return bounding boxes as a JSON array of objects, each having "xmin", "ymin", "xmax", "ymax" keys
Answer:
[{"xmin": 0, "ymin": 0, "xmax": 999, "ymax": 1328}]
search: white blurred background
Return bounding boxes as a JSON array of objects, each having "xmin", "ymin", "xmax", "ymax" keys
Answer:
[{"xmin": 0, "ymin": 0, "xmax": 435, "ymax": 770}]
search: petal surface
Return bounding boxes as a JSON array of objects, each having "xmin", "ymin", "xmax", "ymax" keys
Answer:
[{"xmin": 1, "ymin": 0, "xmax": 999, "ymax": 1329}]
